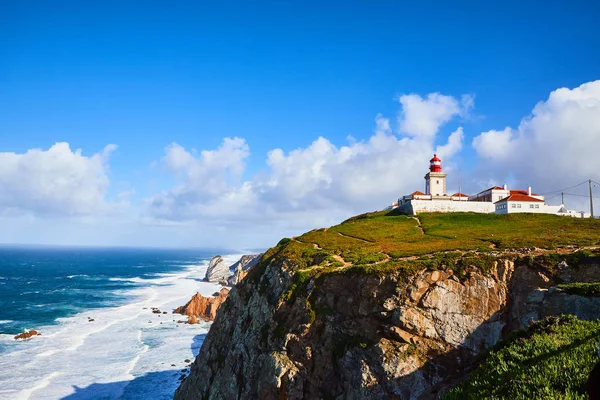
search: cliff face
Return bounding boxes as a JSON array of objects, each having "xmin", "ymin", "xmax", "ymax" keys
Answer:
[
  {"xmin": 175, "ymin": 252, "xmax": 600, "ymax": 400},
  {"xmin": 174, "ymin": 212, "xmax": 600, "ymax": 400}
]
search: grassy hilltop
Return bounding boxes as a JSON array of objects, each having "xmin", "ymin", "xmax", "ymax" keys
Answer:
[{"xmin": 260, "ymin": 211, "xmax": 600, "ymax": 280}]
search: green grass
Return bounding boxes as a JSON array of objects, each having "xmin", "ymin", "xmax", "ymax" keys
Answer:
[
  {"xmin": 284, "ymin": 212, "xmax": 600, "ymax": 273},
  {"xmin": 443, "ymin": 315, "xmax": 600, "ymax": 400},
  {"xmin": 558, "ymin": 282, "xmax": 600, "ymax": 297},
  {"xmin": 247, "ymin": 212, "xmax": 600, "ymax": 303}
]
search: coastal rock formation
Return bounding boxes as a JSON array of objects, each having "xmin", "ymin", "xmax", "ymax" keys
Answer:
[
  {"xmin": 14, "ymin": 330, "xmax": 41, "ymax": 340},
  {"xmin": 204, "ymin": 254, "xmax": 263, "ymax": 285},
  {"xmin": 227, "ymin": 254, "xmax": 262, "ymax": 286},
  {"xmin": 174, "ymin": 288, "xmax": 230, "ymax": 321},
  {"xmin": 203, "ymin": 256, "xmax": 230, "ymax": 283},
  {"xmin": 187, "ymin": 315, "xmax": 199, "ymax": 325},
  {"xmin": 175, "ymin": 252, "xmax": 600, "ymax": 400},
  {"xmin": 175, "ymin": 212, "xmax": 600, "ymax": 399}
]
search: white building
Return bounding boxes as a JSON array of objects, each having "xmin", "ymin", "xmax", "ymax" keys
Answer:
[{"xmin": 395, "ymin": 154, "xmax": 585, "ymax": 217}]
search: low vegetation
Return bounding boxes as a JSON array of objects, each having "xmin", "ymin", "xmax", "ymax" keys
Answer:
[
  {"xmin": 558, "ymin": 282, "xmax": 600, "ymax": 297},
  {"xmin": 443, "ymin": 315, "xmax": 600, "ymax": 399}
]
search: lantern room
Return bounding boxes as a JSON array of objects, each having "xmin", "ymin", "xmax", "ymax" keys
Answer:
[{"xmin": 429, "ymin": 154, "xmax": 442, "ymax": 172}]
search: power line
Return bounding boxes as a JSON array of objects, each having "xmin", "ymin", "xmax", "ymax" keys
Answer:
[
  {"xmin": 539, "ymin": 180, "xmax": 589, "ymax": 195},
  {"xmin": 562, "ymin": 192, "xmax": 600, "ymax": 199}
]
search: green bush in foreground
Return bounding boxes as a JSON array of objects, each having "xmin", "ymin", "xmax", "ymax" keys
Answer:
[{"xmin": 443, "ymin": 315, "xmax": 600, "ymax": 400}]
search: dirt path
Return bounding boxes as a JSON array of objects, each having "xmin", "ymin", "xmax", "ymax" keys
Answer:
[{"xmin": 409, "ymin": 216, "xmax": 425, "ymax": 235}]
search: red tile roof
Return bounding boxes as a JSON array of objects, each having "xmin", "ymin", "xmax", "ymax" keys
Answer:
[
  {"xmin": 494, "ymin": 193, "xmax": 545, "ymax": 203},
  {"xmin": 410, "ymin": 190, "xmax": 426, "ymax": 196},
  {"xmin": 451, "ymin": 192, "xmax": 469, "ymax": 197},
  {"xmin": 510, "ymin": 189, "xmax": 539, "ymax": 196}
]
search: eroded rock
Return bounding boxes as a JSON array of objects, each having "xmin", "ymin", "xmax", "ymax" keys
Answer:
[
  {"xmin": 174, "ymin": 288, "xmax": 230, "ymax": 321},
  {"xmin": 14, "ymin": 330, "xmax": 41, "ymax": 340}
]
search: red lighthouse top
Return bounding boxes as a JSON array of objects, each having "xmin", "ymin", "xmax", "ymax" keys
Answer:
[{"xmin": 429, "ymin": 154, "xmax": 442, "ymax": 172}]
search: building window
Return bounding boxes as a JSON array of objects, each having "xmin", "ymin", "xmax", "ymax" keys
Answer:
[
  {"xmin": 517, "ymin": 204, "xmax": 521, "ymax": 208},
  {"xmin": 535, "ymin": 204, "xmax": 539, "ymax": 208},
  {"xmin": 511, "ymin": 204, "xmax": 516, "ymax": 208},
  {"xmin": 436, "ymin": 180, "xmax": 439, "ymax": 184},
  {"xmin": 530, "ymin": 204, "xmax": 534, "ymax": 209}
]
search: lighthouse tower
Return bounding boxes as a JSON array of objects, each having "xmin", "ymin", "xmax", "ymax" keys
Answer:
[{"xmin": 425, "ymin": 154, "xmax": 447, "ymax": 196}]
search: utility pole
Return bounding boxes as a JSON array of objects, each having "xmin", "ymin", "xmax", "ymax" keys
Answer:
[
  {"xmin": 590, "ymin": 179, "xmax": 594, "ymax": 218},
  {"xmin": 561, "ymin": 192, "xmax": 564, "ymax": 205}
]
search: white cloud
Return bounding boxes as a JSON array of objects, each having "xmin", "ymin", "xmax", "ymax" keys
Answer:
[
  {"xmin": 145, "ymin": 93, "xmax": 469, "ymax": 237},
  {"xmin": 472, "ymin": 80, "xmax": 600, "ymax": 192},
  {"xmin": 436, "ymin": 127, "xmax": 464, "ymax": 159},
  {"xmin": 0, "ymin": 142, "xmax": 122, "ymax": 218},
  {"xmin": 148, "ymin": 138, "xmax": 251, "ymax": 221},
  {"xmin": 398, "ymin": 93, "xmax": 473, "ymax": 138}
]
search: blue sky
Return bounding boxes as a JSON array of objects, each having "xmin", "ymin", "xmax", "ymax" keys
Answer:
[{"xmin": 1, "ymin": 1, "xmax": 600, "ymax": 247}]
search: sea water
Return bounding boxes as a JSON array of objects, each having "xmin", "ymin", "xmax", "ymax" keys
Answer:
[{"xmin": 0, "ymin": 246, "xmax": 240, "ymax": 400}]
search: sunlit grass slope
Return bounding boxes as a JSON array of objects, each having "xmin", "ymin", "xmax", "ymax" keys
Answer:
[
  {"xmin": 262, "ymin": 211, "xmax": 600, "ymax": 273},
  {"xmin": 443, "ymin": 315, "xmax": 600, "ymax": 400}
]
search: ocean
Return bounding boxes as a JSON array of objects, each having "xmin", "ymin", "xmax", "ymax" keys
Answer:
[{"xmin": 0, "ymin": 246, "xmax": 239, "ymax": 400}]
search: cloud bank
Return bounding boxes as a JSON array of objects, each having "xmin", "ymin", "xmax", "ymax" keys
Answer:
[
  {"xmin": 0, "ymin": 142, "xmax": 121, "ymax": 218},
  {"xmin": 144, "ymin": 92, "xmax": 469, "ymax": 230},
  {"xmin": 472, "ymin": 80, "xmax": 600, "ymax": 195}
]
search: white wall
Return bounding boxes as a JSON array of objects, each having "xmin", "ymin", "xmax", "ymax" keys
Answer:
[
  {"xmin": 503, "ymin": 202, "xmax": 559, "ymax": 214},
  {"xmin": 408, "ymin": 200, "xmax": 494, "ymax": 214}
]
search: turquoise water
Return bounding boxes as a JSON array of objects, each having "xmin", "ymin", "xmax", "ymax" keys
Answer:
[
  {"xmin": 0, "ymin": 246, "xmax": 213, "ymax": 337},
  {"xmin": 0, "ymin": 245, "xmax": 231, "ymax": 399}
]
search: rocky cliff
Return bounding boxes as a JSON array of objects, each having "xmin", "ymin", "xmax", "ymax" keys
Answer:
[
  {"xmin": 175, "ymin": 212, "xmax": 600, "ymax": 400},
  {"xmin": 227, "ymin": 254, "xmax": 262, "ymax": 286}
]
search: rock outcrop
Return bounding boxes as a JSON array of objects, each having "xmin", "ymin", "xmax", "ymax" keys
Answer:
[
  {"xmin": 174, "ymin": 288, "xmax": 230, "ymax": 321},
  {"xmin": 203, "ymin": 256, "xmax": 230, "ymax": 283},
  {"xmin": 204, "ymin": 254, "xmax": 263, "ymax": 284},
  {"xmin": 227, "ymin": 254, "xmax": 262, "ymax": 286},
  {"xmin": 175, "ymin": 250, "xmax": 600, "ymax": 400},
  {"xmin": 14, "ymin": 330, "xmax": 41, "ymax": 340}
]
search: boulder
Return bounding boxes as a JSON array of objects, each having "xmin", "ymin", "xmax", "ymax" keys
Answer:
[
  {"xmin": 187, "ymin": 315, "xmax": 200, "ymax": 325},
  {"xmin": 14, "ymin": 330, "xmax": 41, "ymax": 340}
]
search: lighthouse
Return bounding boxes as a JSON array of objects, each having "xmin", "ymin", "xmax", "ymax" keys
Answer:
[{"xmin": 425, "ymin": 154, "xmax": 447, "ymax": 196}]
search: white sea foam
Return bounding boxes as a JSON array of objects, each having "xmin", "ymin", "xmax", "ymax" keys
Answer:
[
  {"xmin": 65, "ymin": 274, "xmax": 89, "ymax": 279},
  {"xmin": 0, "ymin": 255, "xmax": 234, "ymax": 400},
  {"xmin": 0, "ymin": 320, "xmax": 12, "ymax": 324}
]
